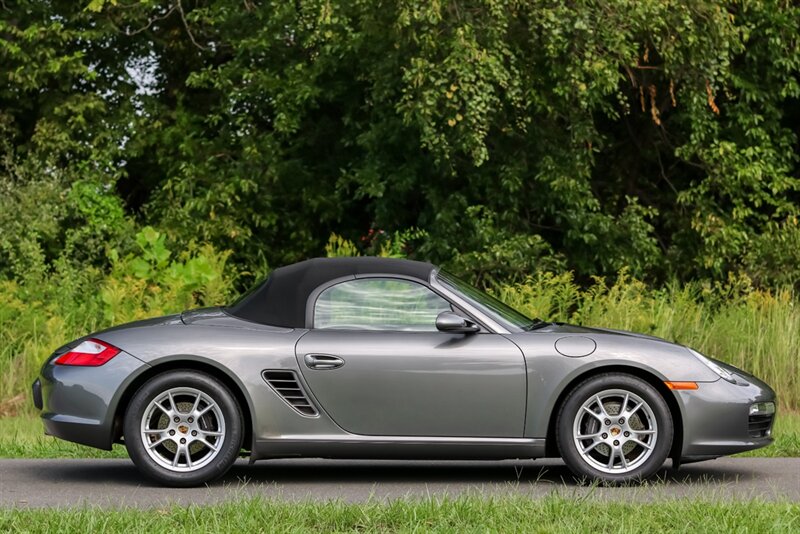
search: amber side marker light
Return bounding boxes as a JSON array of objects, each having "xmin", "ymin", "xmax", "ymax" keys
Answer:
[{"xmin": 664, "ymin": 381, "xmax": 699, "ymax": 390}]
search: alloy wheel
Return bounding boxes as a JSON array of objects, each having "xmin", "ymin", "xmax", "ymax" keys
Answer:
[
  {"xmin": 139, "ymin": 387, "xmax": 226, "ymax": 472},
  {"xmin": 572, "ymin": 388, "xmax": 658, "ymax": 474}
]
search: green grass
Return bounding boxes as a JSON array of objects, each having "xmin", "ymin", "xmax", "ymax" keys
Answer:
[
  {"xmin": 0, "ymin": 495, "xmax": 798, "ymax": 532},
  {"xmin": 1, "ymin": 411, "xmax": 797, "ymax": 459},
  {"xmin": 0, "ymin": 416, "xmax": 125, "ymax": 459}
]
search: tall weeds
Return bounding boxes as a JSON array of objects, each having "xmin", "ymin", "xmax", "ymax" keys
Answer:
[
  {"xmin": 496, "ymin": 271, "xmax": 799, "ymax": 410},
  {"xmin": 0, "ymin": 228, "xmax": 235, "ymax": 415}
]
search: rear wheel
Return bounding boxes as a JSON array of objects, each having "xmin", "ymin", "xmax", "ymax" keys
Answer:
[
  {"xmin": 556, "ymin": 373, "xmax": 673, "ymax": 482},
  {"xmin": 124, "ymin": 370, "xmax": 243, "ymax": 487}
]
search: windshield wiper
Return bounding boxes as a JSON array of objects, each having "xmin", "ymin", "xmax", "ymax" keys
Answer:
[{"xmin": 526, "ymin": 319, "xmax": 551, "ymax": 331}]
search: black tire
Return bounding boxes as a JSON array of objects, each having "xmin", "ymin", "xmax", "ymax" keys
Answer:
[
  {"xmin": 123, "ymin": 370, "xmax": 244, "ymax": 487},
  {"xmin": 556, "ymin": 373, "xmax": 673, "ymax": 483}
]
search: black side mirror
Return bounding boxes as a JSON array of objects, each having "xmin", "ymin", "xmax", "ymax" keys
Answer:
[{"xmin": 436, "ymin": 311, "xmax": 480, "ymax": 333}]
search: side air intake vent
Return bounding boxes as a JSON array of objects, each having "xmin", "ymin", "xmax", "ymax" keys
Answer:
[{"xmin": 262, "ymin": 370, "xmax": 318, "ymax": 417}]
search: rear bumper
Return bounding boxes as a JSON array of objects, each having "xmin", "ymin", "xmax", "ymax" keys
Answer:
[
  {"xmin": 676, "ymin": 374, "xmax": 775, "ymax": 459},
  {"xmin": 35, "ymin": 351, "xmax": 148, "ymax": 450}
]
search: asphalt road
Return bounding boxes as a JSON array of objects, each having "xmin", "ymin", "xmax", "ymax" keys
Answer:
[{"xmin": 0, "ymin": 458, "xmax": 798, "ymax": 508}]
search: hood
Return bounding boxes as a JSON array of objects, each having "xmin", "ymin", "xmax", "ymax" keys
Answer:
[{"xmin": 535, "ymin": 322, "xmax": 674, "ymax": 344}]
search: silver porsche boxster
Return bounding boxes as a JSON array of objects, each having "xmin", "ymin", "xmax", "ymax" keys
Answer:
[{"xmin": 32, "ymin": 257, "xmax": 776, "ymax": 486}]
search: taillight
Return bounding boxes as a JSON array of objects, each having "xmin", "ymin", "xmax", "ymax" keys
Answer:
[{"xmin": 54, "ymin": 339, "xmax": 121, "ymax": 367}]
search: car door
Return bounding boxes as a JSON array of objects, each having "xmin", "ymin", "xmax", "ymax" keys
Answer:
[{"xmin": 295, "ymin": 277, "xmax": 527, "ymax": 437}]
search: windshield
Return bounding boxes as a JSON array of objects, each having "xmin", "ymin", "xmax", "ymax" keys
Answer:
[{"xmin": 434, "ymin": 270, "xmax": 536, "ymax": 332}]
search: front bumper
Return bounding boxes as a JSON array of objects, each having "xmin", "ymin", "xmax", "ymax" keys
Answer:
[
  {"xmin": 35, "ymin": 350, "xmax": 148, "ymax": 450},
  {"xmin": 676, "ymin": 372, "xmax": 776, "ymax": 459}
]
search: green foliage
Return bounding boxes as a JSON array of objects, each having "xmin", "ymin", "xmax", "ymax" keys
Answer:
[
  {"xmin": 0, "ymin": 175, "xmax": 67, "ymax": 282},
  {"xmin": 0, "ymin": 227, "xmax": 234, "ymax": 406},
  {"xmin": 3, "ymin": 1, "xmax": 797, "ymax": 285},
  {"xmin": 325, "ymin": 234, "xmax": 361, "ymax": 258},
  {"xmin": 742, "ymin": 217, "xmax": 800, "ymax": 289},
  {"xmin": 85, "ymin": 1, "xmax": 117, "ymax": 12},
  {"xmin": 325, "ymin": 228, "xmax": 427, "ymax": 259},
  {"xmin": 129, "ymin": 226, "xmax": 172, "ymax": 277},
  {"xmin": 435, "ymin": 205, "xmax": 566, "ymax": 285},
  {"xmin": 101, "ymin": 227, "xmax": 231, "ymax": 324}
]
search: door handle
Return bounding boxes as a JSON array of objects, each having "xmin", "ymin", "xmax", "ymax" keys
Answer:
[{"xmin": 304, "ymin": 353, "xmax": 345, "ymax": 370}]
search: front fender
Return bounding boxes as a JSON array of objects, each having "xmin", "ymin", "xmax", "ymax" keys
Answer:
[{"xmin": 506, "ymin": 332, "xmax": 718, "ymax": 438}]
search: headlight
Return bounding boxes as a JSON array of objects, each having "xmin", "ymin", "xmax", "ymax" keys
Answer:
[
  {"xmin": 687, "ymin": 348, "xmax": 736, "ymax": 383},
  {"xmin": 749, "ymin": 402, "xmax": 775, "ymax": 416}
]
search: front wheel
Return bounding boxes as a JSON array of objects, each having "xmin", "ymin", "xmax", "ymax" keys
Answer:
[
  {"xmin": 556, "ymin": 373, "xmax": 673, "ymax": 482},
  {"xmin": 123, "ymin": 370, "xmax": 244, "ymax": 487}
]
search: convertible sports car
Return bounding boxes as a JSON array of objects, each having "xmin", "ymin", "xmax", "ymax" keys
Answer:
[{"xmin": 32, "ymin": 257, "xmax": 775, "ymax": 486}]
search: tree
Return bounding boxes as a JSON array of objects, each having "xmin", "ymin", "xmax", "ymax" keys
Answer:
[{"xmin": 1, "ymin": 1, "xmax": 798, "ymax": 286}]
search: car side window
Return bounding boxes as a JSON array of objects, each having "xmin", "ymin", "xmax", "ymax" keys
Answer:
[{"xmin": 314, "ymin": 278, "xmax": 452, "ymax": 331}]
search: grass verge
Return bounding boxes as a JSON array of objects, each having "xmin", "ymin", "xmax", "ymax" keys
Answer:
[
  {"xmin": 1, "ymin": 411, "xmax": 798, "ymax": 459},
  {"xmin": 0, "ymin": 495, "xmax": 798, "ymax": 532}
]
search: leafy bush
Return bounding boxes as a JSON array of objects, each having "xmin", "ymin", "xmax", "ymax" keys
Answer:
[
  {"xmin": 743, "ymin": 218, "xmax": 800, "ymax": 290},
  {"xmin": 3, "ymin": 1, "xmax": 800, "ymax": 285},
  {"xmin": 325, "ymin": 228, "xmax": 428, "ymax": 259},
  {"xmin": 0, "ymin": 227, "xmax": 234, "ymax": 410}
]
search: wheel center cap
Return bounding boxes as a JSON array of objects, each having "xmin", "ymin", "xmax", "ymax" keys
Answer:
[
  {"xmin": 178, "ymin": 425, "xmax": 189, "ymax": 434},
  {"xmin": 610, "ymin": 427, "xmax": 621, "ymax": 437}
]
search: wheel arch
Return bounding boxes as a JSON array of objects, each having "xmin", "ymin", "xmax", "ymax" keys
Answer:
[
  {"xmin": 112, "ymin": 356, "xmax": 255, "ymax": 453},
  {"xmin": 543, "ymin": 365, "xmax": 683, "ymax": 463}
]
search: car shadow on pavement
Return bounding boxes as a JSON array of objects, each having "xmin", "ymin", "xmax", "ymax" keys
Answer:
[
  {"xmin": 26, "ymin": 458, "xmax": 761, "ymax": 489},
  {"xmin": 219, "ymin": 458, "xmax": 761, "ymax": 487}
]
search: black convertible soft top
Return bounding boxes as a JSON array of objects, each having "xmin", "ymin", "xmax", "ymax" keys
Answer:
[{"xmin": 226, "ymin": 257, "xmax": 435, "ymax": 328}]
